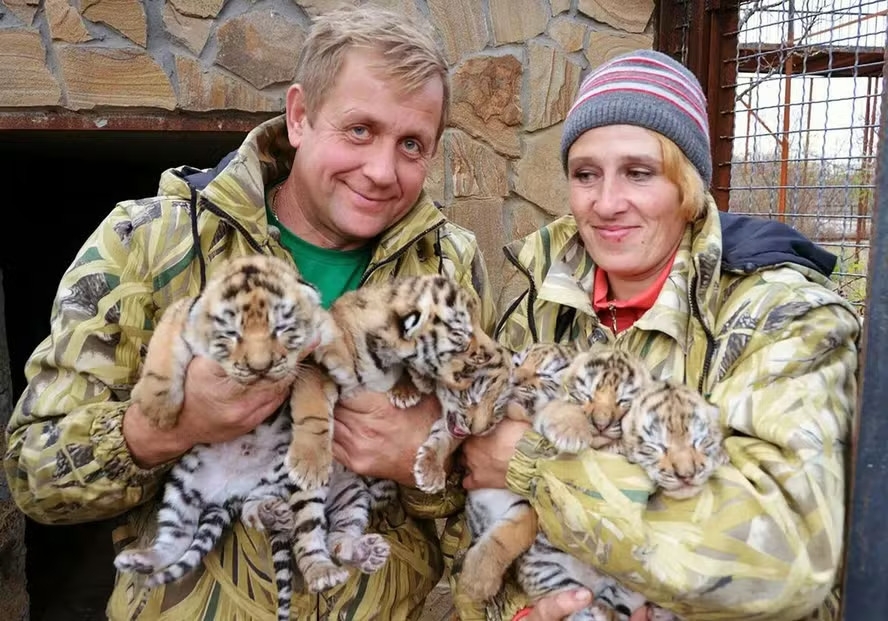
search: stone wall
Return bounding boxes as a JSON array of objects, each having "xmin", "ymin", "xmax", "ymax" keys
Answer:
[{"xmin": 0, "ymin": 0, "xmax": 656, "ymax": 308}]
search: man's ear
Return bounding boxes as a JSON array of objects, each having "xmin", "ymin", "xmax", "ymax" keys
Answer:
[{"xmin": 285, "ymin": 84, "xmax": 308, "ymax": 149}]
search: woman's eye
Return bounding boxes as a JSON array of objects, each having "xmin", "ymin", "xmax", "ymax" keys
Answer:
[{"xmin": 628, "ymin": 169, "xmax": 652, "ymax": 180}]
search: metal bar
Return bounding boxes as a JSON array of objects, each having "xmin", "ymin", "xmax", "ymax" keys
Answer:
[
  {"xmin": 0, "ymin": 110, "xmax": 274, "ymax": 132},
  {"xmin": 840, "ymin": 55, "xmax": 888, "ymax": 621}
]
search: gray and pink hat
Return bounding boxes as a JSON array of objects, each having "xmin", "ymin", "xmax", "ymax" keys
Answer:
[{"xmin": 561, "ymin": 49, "xmax": 713, "ymax": 186}]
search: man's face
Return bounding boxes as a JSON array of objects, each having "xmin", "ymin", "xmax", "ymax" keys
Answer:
[{"xmin": 285, "ymin": 51, "xmax": 444, "ymax": 250}]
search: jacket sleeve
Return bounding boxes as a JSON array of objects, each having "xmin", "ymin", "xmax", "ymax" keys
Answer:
[
  {"xmin": 505, "ymin": 302, "xmax": 859, "ymax": 620},
  {"xmin": 4, "ymin": 207, "xmax": 170, "ymax": 525}
]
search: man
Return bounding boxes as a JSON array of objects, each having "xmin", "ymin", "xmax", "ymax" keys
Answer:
[{"xmin": 4, "ymin": 7, "xmax": 493, "ymax": 619}]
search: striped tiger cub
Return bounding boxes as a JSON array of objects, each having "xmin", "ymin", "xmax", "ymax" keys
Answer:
[
  {"xmin": 115, "ymin": 254, "xmax": 339, "ymax": 621},
  {"xmin": 286, "ymin": 274, "xmax": 485, "ymax": 575}
]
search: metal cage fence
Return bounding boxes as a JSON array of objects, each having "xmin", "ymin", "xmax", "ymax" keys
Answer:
[{"xmin": 723, "ymin": 0, "xmax": 885, "ymax": 314}]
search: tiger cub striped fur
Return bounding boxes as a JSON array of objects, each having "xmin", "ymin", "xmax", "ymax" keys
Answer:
[
  {"xmin": 534, "ymin": 346, "xmax": 653, "ymax": 454},
  {"xmin": 458, "ymin": 342, "xmax": 576, "ymax": 603},
  {"xmin": 286, "ymin": 274, "xmax": 484, "ymax": 575},
  {"xmin": 412, "ymin": 329, "xmax": 512, "ymax": 495},
  {"xmin": 115, "ymin": 255, "xmax": 338, "ymax": 621},
  {"xmin": 621, "ymin": 379, "xmax": 728, "ymax": 500}
]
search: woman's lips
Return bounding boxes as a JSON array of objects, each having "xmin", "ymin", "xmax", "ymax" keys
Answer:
[{"xmin": 595, "ymin": 226, "xmax": 636, "ymax": 242}]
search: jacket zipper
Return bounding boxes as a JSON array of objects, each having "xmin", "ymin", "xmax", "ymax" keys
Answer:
[
  {"xmin": 689, "ymin": 272, "xmax": 716, "ymax": 395},
  {"xmin": 358, "ymin": 221, "xmax": 446, "ymax": 286},
  {"xmin": 495, "ymin": 246, "xmax": 540, "ymax": 342}
]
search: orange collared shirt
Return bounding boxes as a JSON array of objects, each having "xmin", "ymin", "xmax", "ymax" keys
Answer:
[{"xmin": 591, "ymin": 251, "xmax": 677, "ymax": 334}]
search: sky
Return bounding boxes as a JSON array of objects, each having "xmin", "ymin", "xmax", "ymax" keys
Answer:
[{"xmin": 732, "ymin": 0, "xmax": 885, "ymax": 161}]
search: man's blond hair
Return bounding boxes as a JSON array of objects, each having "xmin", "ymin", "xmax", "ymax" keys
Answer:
[{"xmin": 294, "ymin": 6, "xmax": 450, "ymax": 140}]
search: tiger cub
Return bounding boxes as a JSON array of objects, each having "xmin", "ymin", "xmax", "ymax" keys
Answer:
[
  {"xmin": 534, "ymin": 345, "xmax": 652, "ymax": 454},
  {"xmin": 621, "ymin": 379, "xmax": 728, "ymax": 499},
  {"xmin": 412, "ymin": 329, "xmax": 513, "ymax": 495},
  {"xmin": 115, "ymin": 255, "xmax": 340, "ymax": 620},
  {"xmin": 457, "ymin": 342, "xmax": 576, "ymax": 603},
  {"xmin": 286, "ymin": 274, "xmax": 484, "ymax": 571}
]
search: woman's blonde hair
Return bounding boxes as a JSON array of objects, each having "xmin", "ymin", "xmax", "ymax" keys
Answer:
[
  {"xmin": 293, "ymin": 6, "xmax": 450, "ymax": 140},
  {"xmin": 652, "ymin": 131, "xmax": 707, "ymax": 221}
]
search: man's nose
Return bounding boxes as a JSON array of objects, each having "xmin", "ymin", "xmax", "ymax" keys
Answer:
[{"xmin": 364, "ymin": 143, "xmax": 397, "ymax": 186}]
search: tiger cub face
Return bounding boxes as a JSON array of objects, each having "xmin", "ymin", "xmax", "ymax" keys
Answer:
[
  {"xmin": 187, "ymin": 255, "xmax": 329, "ymax": 383},
  {"xmin": 562, "ymin": 346, "xmax": 652, "ymax": 450},
  {"xmin": 500, "ymin": 342, "xmax": 577, "ymax": 421},
  {"xmin": 362, "ymin": 274, "xmax": 479, "ymax": 380},
  {"xmin": 622, "ymin": 380, "xmax": 728, "ymax": 499}
]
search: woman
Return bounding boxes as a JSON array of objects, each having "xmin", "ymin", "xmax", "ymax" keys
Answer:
[{"xmin": 455, "ymin": 49, "xmax": 860, "ymax": 621}]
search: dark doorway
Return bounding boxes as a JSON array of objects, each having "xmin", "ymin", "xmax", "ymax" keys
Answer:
[{"xmin": 1, "ymin": 129, "xmax": 246, "ymax": 621}]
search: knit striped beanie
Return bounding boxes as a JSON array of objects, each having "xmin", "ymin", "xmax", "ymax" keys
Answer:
[{"xmin": 561, "ymin": 49, "xmax": 712, "ymax": 186}]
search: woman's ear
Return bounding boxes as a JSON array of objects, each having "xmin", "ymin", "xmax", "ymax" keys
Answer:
[{"xmin": 285, "ymin": 84, "xmax": 308, "ymax": 149}]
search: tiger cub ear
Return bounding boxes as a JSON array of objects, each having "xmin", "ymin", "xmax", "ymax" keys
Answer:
[{"xmin": 399, "ymin": 310, "xmax": 424, "ymax": 338}]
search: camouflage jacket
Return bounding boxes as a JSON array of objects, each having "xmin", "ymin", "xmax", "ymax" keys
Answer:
[
  {"xmin": 448, "ymin": 198, "xmax": 860, "ymax": 621},
  {"xmin": 4, "ymin": 115, "xmax": 494, "ymax": 620}
]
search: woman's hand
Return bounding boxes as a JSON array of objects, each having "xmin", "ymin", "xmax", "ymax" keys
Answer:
[
  {"xmin": 461, "ymin": 418, "xmax": 531, "ymax": 489},
  {"xmin": 333, "ymin": 391, "xmax": 441, "ymax": 487}
]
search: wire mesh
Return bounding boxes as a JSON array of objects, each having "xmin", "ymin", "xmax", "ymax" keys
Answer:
[{"xmin": 723, "ymin": 0, "xmax": 885, "ymax": 314}]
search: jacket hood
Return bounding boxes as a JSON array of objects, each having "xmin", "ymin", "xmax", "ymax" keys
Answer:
[{"xmin": 718, "ymin": 211, "xmax": 836, "ymax": 277}]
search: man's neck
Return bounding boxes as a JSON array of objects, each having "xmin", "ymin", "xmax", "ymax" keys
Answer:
[{"xmin": 272, "ymin": 178, "xmax": 366, "ymax": 251}]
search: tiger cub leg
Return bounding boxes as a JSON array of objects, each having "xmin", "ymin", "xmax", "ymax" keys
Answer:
[
  {"xmin": 458, "ymin": 489, "xmax": 538, "ymax": 603},
  {"xmin": 285, "ymin": 365, "xmax": 337, "ymax": 490},
  {"xmin": 130, "ymin": 297, "xmax": 194, "ymax": 430},
  {"xmin": 326, "ymin": 467, "xmax": 390, "ymax": 574},
  {"xmin": 288, "ymin": 484, "xmax": 348, "ymax": 593},
  {"xmin": 114, "ymin": 485, "xmax": 204, "ymax": 575},
  {"xmin": 414, "ymin": 417, "xmax": 464, "ymax": 494},
  {"xmin": 146, "ymin": 501, "xmax": 240, "ymax": 588}
]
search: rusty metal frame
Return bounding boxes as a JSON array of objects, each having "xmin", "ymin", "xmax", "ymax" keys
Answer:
[
  {"xmin": 656, "ymin": 0, "xmax": 739, "ymax": 212},
  {"xmin": 0, "ymin": 109, "xmax": 274, "ymax": 133},
  {"xmin": 840, "ymin": 60, "xmax": 888, "ymax": 621}
]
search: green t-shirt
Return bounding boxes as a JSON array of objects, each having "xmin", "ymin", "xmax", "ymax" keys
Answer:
[{"xmin": 266, "ymin": 202, "xmax": 371, "ymax": 309}]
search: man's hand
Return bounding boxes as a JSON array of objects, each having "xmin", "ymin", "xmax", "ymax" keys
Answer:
[
  {"xmin": 461, "ymin": 418, "xmax": 530, "ymax": 490},
  {"xmin": 124, "ymin": 356, "xmax": 292, "ymax": 468},
  {"xmin": 525, "ymin": 590, "xmax": 649, "ymax": 621},
  {"xmin": 333, "ymin": 391, "xmax": 441, "ymax": 487}
]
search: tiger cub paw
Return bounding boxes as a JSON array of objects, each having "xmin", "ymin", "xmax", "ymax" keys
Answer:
[
  {"xmin": 387, "ymin": 384, "xmax": 423, "ymax": 409},
  {"xmin": 538, "ymin": 415, "xmax": 595, "ymax": 454},
  {"xmin": 413, "ymin": 444, "xmax": 446, "ymax": 494},
  {"xmin": 243, "ymin": 498, "xmax": 292, "ymax": 533},
  {"xmin": 285, "ymin": 438, "xmax": 332, "ymax": 490},
  {"xmin": 304, "ymin": 561, "xmax": 350, "ymax": 594},
  {"xmin": 114, "ymin": 548, "xmax": 163, "ymax": 575},
  {"xmin": 330, "ymin": 533, "xmax": 390, "ymax": 573}
]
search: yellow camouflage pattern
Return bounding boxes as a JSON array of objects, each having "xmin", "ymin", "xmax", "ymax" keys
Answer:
[
  {"xmin": 444, "ymin": 197, "xmax": 859, "ymax": 621},
  {"xmin": 4, "ymin": 114, "xmax": 494, "ymax": 620}
]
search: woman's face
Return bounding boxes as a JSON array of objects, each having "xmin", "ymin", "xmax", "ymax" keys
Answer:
[{"xmin": 567, "ymin": 125, "xmax": 687, "ymax": 294}]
